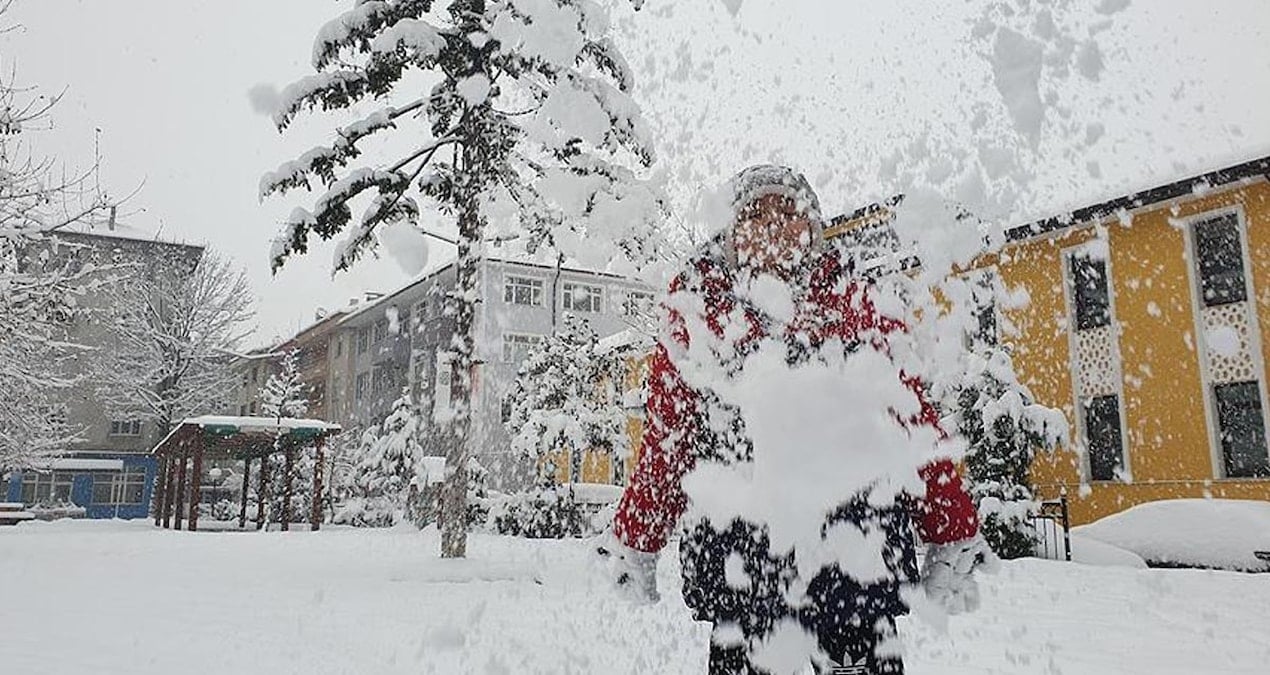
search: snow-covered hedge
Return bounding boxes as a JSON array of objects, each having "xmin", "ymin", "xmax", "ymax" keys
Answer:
[
  {"xmin": 1073, "ymin": 499, "xmax": 1270, "ymax": 572},
  {"xmin": 483, "ymin": 484, "xmax": 619, "ymax": 539}
]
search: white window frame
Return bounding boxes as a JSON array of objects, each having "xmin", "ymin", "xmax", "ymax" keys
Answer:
[
  {"xmin": 504, "ymin": 275, "xmax": 544, "ymax": 307},
  {"xmin": 562, "ymin": 282, "xmax": 603, "ymax": 313},
  {"xmin": 92, "ymin": 467, "xmax": 147, "ymax": 505},
  {"xmin": 1061, "ymin": 239, "xmax": 1132, "ymax": 483},
  {"xmin": 622, "ymin": 290, "xmax": 655, "ymax": 317},
  {"xmin": 502, "ymin": 333, "xmax": 543, "ymax": 364},
  {"xmin": 1177, "ymin": 205, "xmax": 1270, "ymax": 479}
]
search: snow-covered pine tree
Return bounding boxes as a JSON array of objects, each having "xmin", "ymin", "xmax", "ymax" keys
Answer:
[
  {"xmin": 336, "ymin": 388, "xmax": 424, "ymax": 527},
  {"xmin": 951, "ymin": 347, "xmax": 1066, "ymax": 559},
  {"xmin": 263, "ymin": 0, "xmax": 662, "ymax": 557},
  {"xmin": 504, "ymin": 314, "xmax": 625, "ymax": 485},
  {"xmin": 260, "ymin": 348, "xmax": 311, "ymax": 420},
  {"xmin": 257, "ymin": 348, "xmax": 315, "ymax": 526}
]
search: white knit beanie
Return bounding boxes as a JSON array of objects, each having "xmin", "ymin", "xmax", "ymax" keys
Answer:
[{"xmin": 720, "ymin": 165, "xmax": 825, "ymax": 267}]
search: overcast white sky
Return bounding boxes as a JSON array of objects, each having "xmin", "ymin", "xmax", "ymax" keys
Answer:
[{"xmin": 6, "ymin": 0, "xmax": 1269, "ymax": 343}]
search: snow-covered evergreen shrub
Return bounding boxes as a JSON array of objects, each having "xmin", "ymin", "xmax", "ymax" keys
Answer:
[
  {"xmin": 486, "ymin": 484, "xmax": 588, "ymax": 539},
  {"xmin": 503, "ymin": 314, "xmax": 627, "ymax": 484},
  {"xmin": 951, "ymin": 348, "xmax": 1066, "ymax": 558},
  {"xmin": 334, "ymin": 390, "xmax": 423, "ymax": 527}
]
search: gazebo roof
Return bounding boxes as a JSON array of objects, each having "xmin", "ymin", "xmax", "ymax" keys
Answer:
[{"xmin": 151, "ymin": 415, "xmax": 342, "ymax": 460}]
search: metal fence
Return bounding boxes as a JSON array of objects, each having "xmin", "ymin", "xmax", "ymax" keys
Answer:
[{"xmin": 1031, "ymin": 493, "xmax": 1072, "ymax": 562}]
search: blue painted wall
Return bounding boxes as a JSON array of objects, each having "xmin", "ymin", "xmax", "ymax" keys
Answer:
[{"xmin": 6, "ymin": 454, "xmax": 156, "ymax": 520}]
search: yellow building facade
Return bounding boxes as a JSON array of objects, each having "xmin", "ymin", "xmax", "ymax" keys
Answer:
[{"xmin": 996, "ymin": 155, "xmax": 1270, "ymax": 524}]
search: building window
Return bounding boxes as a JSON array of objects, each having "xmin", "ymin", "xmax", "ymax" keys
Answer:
[
  {"xmin": 20, "ymin": 472, "xmax": 74, "ymax": 505},
  {"xmin": 239, "ymin": 404, "xmax": 248, "ymax": 416},
  {"xmin": 1193, "ymin": 213, "xmax": 1248, "ymax": 307},
  {"xmin": 109, "ymin": 420, "xmax": 142, "ymax": 436},
  {"xmin": 251, "ymin": 366, "xmax": 259, "ymax": 383},
  {"xmin": 622, "ymin": 291, "xmax": 654, "ymax": 317},
  {"xmin": 334, "ymin": 338, "xmax": 343, "ymax": 358},
  {"xmin": 372, "ymin": 319, "xmax": 389, "ymax": 343},
  {"xmin": 355, "ymin": 372, "xmax": 369, "ymax": 401},
  {"xmin": 398, "ymin": 309, "xmax": 411, "ymax": 334},
  {"xmin": 91, "ymin": 467, "xmax": 147, "ymax": 505},
  {"xmin": 562, "ymin": 282, "xmax": 603, "ymax": 313},
  {"xmin": 371, "ymin": 365, "xmax": 389, "ymax": 395},
  {"xmin": 1084, "ymin": 394, "xmax": 1124, "ymax": 481},
  {"xmin": 1213, "ymin": 381, "xmax": 1270, "ymax": 478},
  {"xmin": 504, "ymin": 276, "xmax": 544, "ymax": 306},
  {"xmin": 356, "ymin": 328, "xmax": 369, "ymax": 354},
  {"xmin": 1069, "ymin": 252, "xmax": 1111, "ymax": 331},
  {"xmin": 249, "ymin": 401, "xmax": 258, "ymax": 415},
  {"xmin": 432, "ymin": 292, "xmax": 446, "ymax": 317},
  {"xmin": 502, "ymin": 333, "xmax": 543, "ymax": 364}
]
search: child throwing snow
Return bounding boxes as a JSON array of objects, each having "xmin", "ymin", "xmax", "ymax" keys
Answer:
[{"xmin": 600, "ymin": 166, "xmax": 993, "ymax": 675}]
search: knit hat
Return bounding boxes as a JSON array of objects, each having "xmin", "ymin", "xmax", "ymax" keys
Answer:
[{"xmin": 719, "ymin": 165, "xmax": 825, "ymax": 267}]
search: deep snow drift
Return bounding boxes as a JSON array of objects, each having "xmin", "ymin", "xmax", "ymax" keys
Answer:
[{"xmin": 1, "ymin": 520, "xmax": 1268, "ymax": 674}]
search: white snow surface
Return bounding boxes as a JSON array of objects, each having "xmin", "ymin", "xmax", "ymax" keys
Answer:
[
  {"xmin": 1073, "ymin": 498, "xmax": 1270, "ymax": 572},
  {"xmin": 3, "ymin": 521, "xmax": 1270, "ymax": 674}
]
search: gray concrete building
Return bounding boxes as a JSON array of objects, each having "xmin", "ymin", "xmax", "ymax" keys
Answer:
[
  {"xmin": 3, "ymin": 225, "xmax": 204, "ymax": 518},
  {"xmin": 329, "ymin": 256, "xmax": 653, "ymax": 489}
]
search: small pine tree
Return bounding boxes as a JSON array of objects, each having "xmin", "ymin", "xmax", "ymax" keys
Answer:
[
  {"xmin": 503, "ymin": 314, "xmax": 626, "ymax": 485},
  {"xmin": 335, "ymin": 389, "xmax": 424, "ymax": 527},
  {"xmin": 255, "ymin": 349, "xmax": 314, "ymax": 525},
  {"xmin": 259, "ymin": 349, "xmax": 310, "ymax": 420},
  {"xmin": 952, "ymin": 348, "xmax": 1066, "ymax": 558}
]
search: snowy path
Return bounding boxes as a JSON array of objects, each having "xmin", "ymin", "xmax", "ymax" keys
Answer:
[{"xmin": 1, "ymin": 521, "xmax": 1267, "ymax": 674}]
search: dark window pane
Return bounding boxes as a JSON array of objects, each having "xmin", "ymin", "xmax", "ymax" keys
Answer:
[
  {"xmin": 92, "ymin": 477, "xmax": 114, "ymax": 504},
  {"xmin": 1085, "ymin": 395, "xmax": 1124, "ymax": 481},
  {"xmin": 1194, "ymin": 214, "xmax": 1247, "ymax": 307},
  {"xmin": 1070, "ymin": 254, "xmax": 1111, "ymax": 330},
  {"xmin": 974, "ymin": 304, "xmax": 998, "ymax": 346},
  {"xmin": 1214, "ymin": 381, "xmax": 1270, "ymax": 478}
]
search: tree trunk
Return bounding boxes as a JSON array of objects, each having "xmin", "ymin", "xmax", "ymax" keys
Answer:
[
  {"xmin": 440, "ymin": 207, "xmax": 478, "ymax": 559},
  {"xmin": 439, "ymin": 30, "xmax": 490, "ymax": 556}
]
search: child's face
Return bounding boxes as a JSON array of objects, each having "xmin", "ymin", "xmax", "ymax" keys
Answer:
[{"xmin": 733, "ymin": 193, "xmax": 813, "ymax": 277}]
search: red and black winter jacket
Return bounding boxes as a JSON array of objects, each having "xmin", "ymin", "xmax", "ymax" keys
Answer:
[{"xmin": 613, "ymin": 247, "xmax": 979, "ymax": 555}]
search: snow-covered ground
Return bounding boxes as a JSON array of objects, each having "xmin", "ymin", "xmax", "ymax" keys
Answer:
[{"xmin": 2, "ymin": 521, "xmax": 1268, "ymax": 674}]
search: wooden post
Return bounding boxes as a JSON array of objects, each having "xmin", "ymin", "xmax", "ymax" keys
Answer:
[
  {"xmin": 188, "ymin": 434, "xmax": 204, "ymax": 532},
  {"xmin": 310, "ymin": 438, "xmax": 325, "ymax": 532},
  {"xmin": 173, "ymin": 449, "xmax": 187, "ymax": 531},
  {"xmin": 162, "ymin": 451, "xmax": 176, "ymax": 529},
  {"xmin": 281, "ymin": 442, "xmax": 295, "ymax": 532},
  {"xmin": 154, "ymin": 454, "xmax": 169, "ymax": 527},
  {"xmin": 255, "ymin": 452, "xmax": 269, "ymax": 531},
  {"xmin": 238, "ymin": 457, "xmax": 252, "ymax": 530}
]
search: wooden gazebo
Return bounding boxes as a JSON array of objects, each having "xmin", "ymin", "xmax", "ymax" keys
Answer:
[{"xmin": 151, "ymin": 415, "xmax": 341, "ymax": 532}]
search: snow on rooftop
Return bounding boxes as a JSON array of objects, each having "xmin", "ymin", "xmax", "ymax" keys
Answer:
[
  {"xmin": 48, "ymin": 220, "xmax": 200, "ymax": 248},
  {"xmin": 596, "ymin": 328, "xmax": 652, "ymax": 354},
  {"xmin": 27, "ymin": 458, "xmax": 126, "ymax": 472},
  {"xmin": 183, "ymin": 415, "xmax": 342, "ymax": 431}
]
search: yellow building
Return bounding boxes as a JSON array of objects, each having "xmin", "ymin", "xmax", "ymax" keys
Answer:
[
  {"xmin": 994, "ymin": 155, "xmax": 1270, "ymax": 524},
  {"xmin": 541, "ymin": 331, "xmax": 651, "ymax": 486}
]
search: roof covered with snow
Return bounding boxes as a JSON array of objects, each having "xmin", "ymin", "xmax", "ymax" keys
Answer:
[{"xmin": 47, "ymin": 220, "xmax": 203, "ymax": 249}]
